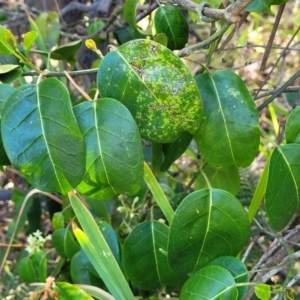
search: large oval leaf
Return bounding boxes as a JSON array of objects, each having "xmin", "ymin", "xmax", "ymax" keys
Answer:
[
  {"xmin": 74, "ymin": 98, "xmax": 143, "ymax": 199},
  {"xmin": 265, "ymin": 144, "xmax": 300, "ymax": 231},
  {"xmin": 123, "ymin": 220, "xmax": 186, "ymax": 290},
  {"xmin": 1, "ymin": 78, "xmax": 85, "ymax": 193},
  {"xmin": 168, "ymin": 189, "xmax": 249, "ymax": 274},
  {"xmin": 194, "ymin": 70, "xmax": 259, "ymax": 169},
  {"xmin": 285, "ymin": 107, "xmax": 300, "ymax": 144},
  {"xmin": 208, "ymin": 256, "xmax": 249, "ymax": 300},
  {"xmin": 97, "ymin": 39, "xmax": 203, "ymax": 143},
  {"xmin": 154, "ymin": 6, "xmax": 189, "ymax": 50},
  {"xmin": 179, "ymin": 265, "xmax": 238, "ymax": 300}
]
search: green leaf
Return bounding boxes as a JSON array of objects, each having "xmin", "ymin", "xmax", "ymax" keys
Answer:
[
  {"xmin": 154, "ymin": 6, "xmax": 189, "ymax": 50},
  {"xmin": 0, "ymin": 26, "xmax": 17, "ymax": 54},
  {"xmin": 246, "ymin": 0, "xmax": 289, "ymax": 13},
  {"xmin": 123, "ymin": 220, "xmax": 186, "ymax": 290},
  {"xmin": 34, "ymin": 12, "xmax": 60, "ymax": 49},
  {"xmin": 160, "ymin": 131, "xmax": 193, "ymax": 172},
  {"xmin": 51, "ymin": 40, "xmax": 82, "ymax": 65},
  {"xmin": 154, "ymin": 33, "xmax": 168, "ymax": 47},
  {"xmin": 18, "ymin": 251, "xmax": 47, "ymax": 283},
  {"xmin": 1, "ymin": 78, "xmax": 86, "ymax": 194},
  {"xmin": 52, "ymin": 228, "xmax": 79, "ymax": 258},
  {"xmin": 70, "ymin": 251, "xmax": 102, "ymax": 286},
  {"xmin": 55, "ymin": 282, "xmax": 93, "ymax": 300},
  {"xmin": 69, "ymin": 192, "xmax": 135, "ymax": 300},
  {"xmin": 74, "ymin": 98, "xmax": 143, "ymax": 200},
  {"xmin": 194, "ymin": 70, "xmax": 259, "ymax": 169},
  {"xmin": 0, "ymin": 83, "xmax": 14, "ymax": 164},
  {"xmin": 23, "ymin": 31, "xmax": 38, "ymax": 53},
  {"xmin": 123, "ymin": 0, "xmax": 151, "ymax": 35},
  {"xmin": 52, "ymin": 212, "xmax": 65, "ymax": 230},
  {"xmin": 285, "ymin": 107, "xmax": 300, "ymax": 144},
  {"xmin": 87, "ymin": 19, "xmax": 105, "ymax": 43},
  {"xmin": 168, "ymin": 189, "xmax": 249, "ymax": 274},
  {"xmin": 113, "ymin": 25, "xmax": 145, "ymax": 45},
  {"xmin": 255, "ymin": 284, "xmax": 271, "ymax": 300},
  {"xmin": 179, "ymin": 265, "xmax": 238, "ymax": 300},
  {"xmin": 97, "ymin": 39, "xmax": 203, "ymax": 143},
  {"xmin": 265, "ymin": 144, "xmax": 300, "ymax": 231},
  {"xmin": 0, "ymin": 64, "xmax": 22, "ymax": 84},
  {"xmin": 208, "ymin": 256, "xmax": 249, "ymax": 300},
  {"xmin": 194, "ymin": 164, "xmax": 240, "ymax": 195},
  {"xmin": 98, "ymin": 221, "xmax": 120, "ymax": 263}
]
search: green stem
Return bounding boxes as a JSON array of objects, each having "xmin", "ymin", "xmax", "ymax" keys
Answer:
[
  {"xmin": 22, "ymin": 68, "xmax": 98, "ymax": 77},
  {"xmin": 248, "ymin": 156, "xmax": 270, "ymax": 224},
  {"xmin": 176, "ymin": 22, "xmax": 231, "ymax": 57},
  {"xmin": 143, "ymin": 162, "xmax": 174, "ymax": 224}
]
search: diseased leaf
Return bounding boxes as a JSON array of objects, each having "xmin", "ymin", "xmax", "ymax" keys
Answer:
[
  {"xmin": 194, "ymin": 70, "xmax": 259, "ymax": 169},
  {"xmin": 1, "ymin": 78, "xmax": 85, "ymax": 194},
  {"xmin": 123, "ymin": 221, "xmax": 186, "ymax": 290},
  {"xmin": 154, "ymin": 6, "xmax": 189, "ymax": 50},
  {"xmin": 168, "ymin": 189, "xmax": 249, "ymax": 274},
  {"xmin": 98, "ymin": 39, "xmax": 203, "ymax": 143},
  {"xmin": 179, "ymin": 265, "xmax": 238, "ymax": 300},
  {"xmin": 285, "ymin": 107, "xmax": 300, "ymax": 144},
  {"xmin": 194, "ymin": 164, "xmax": 240, "ymax": 195},
  {"xmin": 74, "ymin": 98, "xmax": 143, "ymax": 200},
  {"xmin": 265, "ymin": 144, "xmax": 300, "ymax": 231}
]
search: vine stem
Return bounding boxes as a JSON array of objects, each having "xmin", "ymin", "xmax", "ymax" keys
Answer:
[{"xmin": 143, "ymin": 162, "xmax": 174, "ymax": 224}]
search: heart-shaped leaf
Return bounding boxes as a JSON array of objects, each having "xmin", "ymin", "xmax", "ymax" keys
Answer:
[
  {"xmin": 52, "ymin": 228, "xmax": 79, "ymax": 259},
  {"xmin": 97, "ymin": 39, "xmax": 203, "ymax": 143},
  {"xmin": 194, "ymin": 164, "xmax": 240, "ymax": 195},
  {"xmin": 1, "ymin": 78, "xmax": 85, "ymax": 194},
  {"xmin": 74, "ymin": 98, "xmax": 143, "ymax": 200},
  {"xmin": 208, "ymin": 256, "xmax": 249, "ymax": 300},
  {"xmin": 154, "ymin": 6, "xmax": 189, "ymax": 50},
  {"xmin": 194, "ymin": 70, "xmax": 259, "ymax": 169},
  {"xmin": 265, "ymin": 144, "xmax": 300, "ymax": 231},
  {"xmin": 285, "ymin": 107, "xmax": 300, "ymax": 144},
  {"xmin": 123, "ymin": 220, "xmax": 186, "ymax": 290},
  {"xmin": 179, "ymin": 265, "xmax": 238, "ymax": 300},
  {"xmin": 168, "ymin": 189, "xmax": 249, "ymax": 274}
]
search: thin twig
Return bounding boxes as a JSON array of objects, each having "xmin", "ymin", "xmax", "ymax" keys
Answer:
[
  {"xmin": 260, "ymin": 4, "xmax": 285, "ymax": 71},
  {"xmin": 64, "ymin": 71, "xmax": 92, "ymax": 101},
  {"xmin": 22, "ymin": 68, "xmax": 98, "ymax": 77}
]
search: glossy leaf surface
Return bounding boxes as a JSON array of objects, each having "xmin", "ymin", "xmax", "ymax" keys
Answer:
[
  {"xmin": 254, "ymin": 284, "xmax": 271, "ymax": 300},
  {"xmin": 123, "ymin": 220, "xmax": 185, "ymax": 290},
  {"xmin": 51, "ymin": 40, "xmax": 82, "ymax": 65},
  {"xmin": 208, "ymin": 256, "xmax": 249, "ymax": 300},
  {"xmin": 74, "ymin": 98, "xmax": 143, "ymax": 200},
  {"xmin": 179, "ymin": 265, "xmax": 238, "ymax": 300},
  {"xmin": 98, "ymin": 39, "xmax": 202, "ymax": 143},
  {"xmin": 154, "ymin": 6, "xmax": 189, "ymax": 50},
  {"xmin": 55, "ymin": 282, "xmax": 93, "ymax": 300},
  {"xmin": 52, "ymin": 228, "xmax": 79, "ymax": 258},
  {"xmin": 1, "ymin": 78, "xmax": 85, "ymax": 194},
  {"xmin": 23, "ymin": 31, "xmax": 38, "ymax": 53},
  {"xmin": 285, "ymin": 107, "xmax": 300, "ymax": 144},
  {"xmin": 168, "ymin": 189, "xmax": 249, "ymax": 274},
  {"xmin": 194, "ymin": 70, "xmax": 259, "ymax": 169},
  {"xmin": 265, "ymin": 144, "xmax": 300, "ymax": 231},
  {"xmin": 194, "ymin": 164, "xmax": 240, "ymax": 195},
  {"xmin": 0, "ymin": 64, "xmax": 22, "ymax": 84}
]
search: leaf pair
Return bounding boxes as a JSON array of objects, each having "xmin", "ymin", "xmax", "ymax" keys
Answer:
[{"xmin": 1, "ymin": 78, "xmax": 143, "ymax": 198}]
